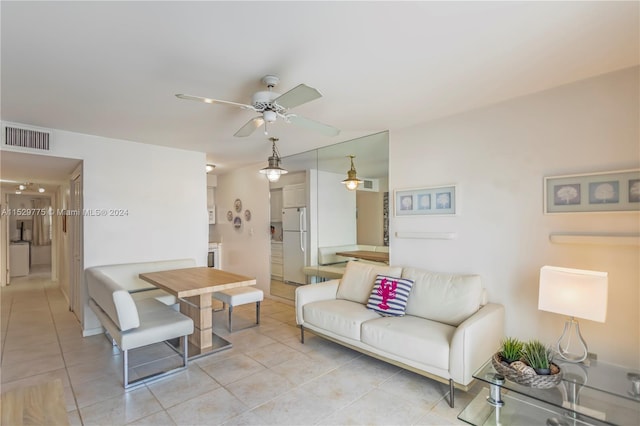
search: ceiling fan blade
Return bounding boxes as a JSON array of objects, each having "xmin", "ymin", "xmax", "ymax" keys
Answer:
[
  {"xmin": 234, "ymin": 117, "xmax": 265, "ymax": 137},
  {"xmin": 288, "ymin": 115, "xmax": 340, "ymax": 137},
  {"xmin": 175, "ymin": 94, "xmax": 255, "ymax": 111},
  {"xmin": 274, "ymin": 84, "xmax": 322, "ymax": 109}
]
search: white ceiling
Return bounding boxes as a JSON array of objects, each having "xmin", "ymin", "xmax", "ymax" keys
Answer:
[
  {"xmin": 1, "ymin": 1, "xmax": 638, "ymax": 174},
  {"xmin": 0, "ymin": 150, "xmax": 81, "ymax": 193}
]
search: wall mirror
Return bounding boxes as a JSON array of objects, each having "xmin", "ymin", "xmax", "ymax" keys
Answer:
[{"xmin": 269, "ymin": 131, "xmax": 389, "ymax": 300}]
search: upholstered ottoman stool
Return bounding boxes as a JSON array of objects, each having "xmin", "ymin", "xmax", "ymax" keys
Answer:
[{"xmin": 212, "ymin": 287, "xmax": 264, "ymax": 332}]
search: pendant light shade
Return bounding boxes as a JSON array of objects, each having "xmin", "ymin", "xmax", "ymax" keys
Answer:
[
  {"xmin": 260, "ymin": 137, "xmax": 288, "ymax": 182},
  {"xmin": 342, "ymin": 155, "xmax": 363, "ymax": 191}
]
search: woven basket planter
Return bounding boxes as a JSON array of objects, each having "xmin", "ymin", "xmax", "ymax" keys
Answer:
[{"xmin": 492, "ymin": 353, "xmax": 562, "ymax": 389}]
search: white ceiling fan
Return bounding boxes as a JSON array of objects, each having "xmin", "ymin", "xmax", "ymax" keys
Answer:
[{"xmin": 176, "ymin": 75, "xmax": 340, "ymax": 137}]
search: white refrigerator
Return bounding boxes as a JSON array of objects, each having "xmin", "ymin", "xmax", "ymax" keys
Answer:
[{"xmin": 282, "ymin": 207, "xmax": 307, "ymax": 285}]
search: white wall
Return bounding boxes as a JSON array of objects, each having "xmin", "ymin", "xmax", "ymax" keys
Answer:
[
  {"xmin": 212, "ymin": 163, "xmax": 271, "ymax": 295},
  {"xmin": 390, "ymin": 67, "xmax": 639, "ymax": 368},
  {"xmin": 1, "ymin": 122, "xmax": 208, "ymax": 333}
]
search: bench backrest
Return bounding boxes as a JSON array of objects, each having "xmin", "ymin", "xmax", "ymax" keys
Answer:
[
  {"xmin": 86, "ymin": 259, "xmax": 196, "ymax": 292},
  {"xmin": 318, "ymin": 245, "xmax": 359, "ymax": 265},
  {"xmin": 87, "ymin": 270, "xmax": 140, "ymax": 331}
]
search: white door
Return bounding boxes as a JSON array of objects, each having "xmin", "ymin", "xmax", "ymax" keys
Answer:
[
  {"xmin": 2, "ymin": 193, "xmax": 10, "ymax": 285},
  {"xmin": 69, "ymin": 169, "xmax": 83, "ymax": 320}
]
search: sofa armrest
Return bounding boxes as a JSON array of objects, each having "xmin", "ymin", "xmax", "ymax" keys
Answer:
[
  {"xmin": 449, "ymin": 303, "xmax": 505, "ymax": 385},
  {"xmin": 295, "ymin": 280, "xmax": 340, "ymax": 325}
]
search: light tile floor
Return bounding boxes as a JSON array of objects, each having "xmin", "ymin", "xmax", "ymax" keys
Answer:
[{"xmin": 1, "ymin": 269, "xmax": 478, "ymax": 425}]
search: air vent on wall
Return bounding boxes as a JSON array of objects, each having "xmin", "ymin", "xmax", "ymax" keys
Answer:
[
  {"xmin": 358, "ymin": 178, "xmax": 379, "ymax": 192},
  {"xmin": 4, "ymin": 126, "xmax": 50, "ymax": 150}
]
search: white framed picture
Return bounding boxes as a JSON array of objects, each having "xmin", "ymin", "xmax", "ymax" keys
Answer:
[
  {"xmin": 394, "ymin": 184, "xmax": 457, "ymax": 216},
  {"xmin": 544, "ymin": 169, "xmax": 640, "ymax": 213}
]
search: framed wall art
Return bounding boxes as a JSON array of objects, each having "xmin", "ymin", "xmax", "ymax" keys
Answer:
[
  {"xmin": 544, "ymin": 169, "xmax": 640, "ymax": 214},
  {"xmin": 394, "ymin": 184, "xmax": 457, "ymax": 216}
]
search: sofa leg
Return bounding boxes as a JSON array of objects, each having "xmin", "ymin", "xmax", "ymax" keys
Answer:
[
  {"xmin": 256, "ymin": 301, "xmax": 261, "ymax": 325},
  {"xmin": 300, "ymin": 325, "xmax": 305, "ymax": 344},
  {"xmin": 449, "ymin": 379, "xmax": 455, "ymax": 408}
]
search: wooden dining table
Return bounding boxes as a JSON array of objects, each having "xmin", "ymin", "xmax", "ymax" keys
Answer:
[
  {"xmin": 139, "ymin": 267, "xmax": 256, "ymax": 358},
  {"xmin": 335, "ymin": 250, "xmax": 389, "ymax": 264}
]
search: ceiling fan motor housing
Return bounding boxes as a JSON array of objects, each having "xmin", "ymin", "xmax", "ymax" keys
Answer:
[{"xmin": 252, "ymin": 90, "xmax": 282, "ymax": 111}]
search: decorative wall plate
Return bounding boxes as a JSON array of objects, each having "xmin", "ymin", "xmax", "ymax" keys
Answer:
[
  {"xmin": 226, "ymin": 211, "xmax": 233, "ymax": 221},
  {"xmin": 244, "ymin": 210, "xmax": 251, "ymax": 221},
  {"xmin": 233, "ymin": 216, "xmax": 242, "ymax": 228},
  {"xmin": 234, "ymin": 199, "xmax": 242, "ymax": 212}
]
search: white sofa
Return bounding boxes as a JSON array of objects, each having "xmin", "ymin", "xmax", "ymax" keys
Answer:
[
  {"xmin": 85, "ymin": 259, "xmax": 197, "ymax": 387},
  {"xmin": 295, "ymin": 261, "xmax": 505, "ymax": 407}
]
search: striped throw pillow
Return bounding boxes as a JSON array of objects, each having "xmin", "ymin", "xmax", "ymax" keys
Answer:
[{"xmin": 366, "ymin": 275, "xmax": 414, "ymax": 317}]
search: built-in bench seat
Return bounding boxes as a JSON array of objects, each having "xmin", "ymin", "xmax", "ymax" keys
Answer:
[
  {"xmin": 303, "ymin": 245, "xmax": 389, "ymax": 280},
  {"xmin": 85, "ymin": 260, "xmax": 196, "ymax": 388}
]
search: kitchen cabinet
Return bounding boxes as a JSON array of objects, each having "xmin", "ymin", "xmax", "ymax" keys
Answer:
[
  {"xmin": 283, "ymin": 183, "xmax": 305, "ymax": 208},
  {"xmin": 207, "ymin": 186, "xmax": 216, "ymax": 224},
  {"xmin": 207, "ymin": 187, "xmax": 215, "ymax": 208},
  {"xmin": 271, "ymin": 241, "xmax": 283, "ymax": 280},
  {"xmin": 270, "ymin": 189, "xmax": 283, "ymax": 222}
]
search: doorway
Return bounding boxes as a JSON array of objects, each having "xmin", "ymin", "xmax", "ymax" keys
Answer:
[{"xmin": 0, "ymin": 151, "xmax": 83, "ymax": 317}]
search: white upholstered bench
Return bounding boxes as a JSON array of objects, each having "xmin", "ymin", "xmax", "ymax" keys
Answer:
[
  {"xmin": 87, "ymin": 270, "xmax": 194, "ymax": 388},
  {"xmin": 212, "ymin": 287, "xmax": 263, "ymax": 332}
]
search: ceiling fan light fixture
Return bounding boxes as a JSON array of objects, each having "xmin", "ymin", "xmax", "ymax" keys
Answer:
[
  {"xmin": 263, "ymin": 110, "xmax": 277, "ymax": 123},
  {"xmin": 260, "ymin": 137, "xmax": 288, "ymax": 182},
  {"xmin": 342, "ymin": 155, "xmax": 363, "ymax": 191}
]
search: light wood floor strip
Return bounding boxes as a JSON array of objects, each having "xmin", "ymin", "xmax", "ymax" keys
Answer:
[{"xmin": 1, "ymin": 379, "xmax": 69, "ymax": 426}]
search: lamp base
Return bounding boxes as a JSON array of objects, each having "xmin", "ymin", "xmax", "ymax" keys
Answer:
[{"xmin": 556, "ymin": 317, "xmax": 589, "ymax": 364}]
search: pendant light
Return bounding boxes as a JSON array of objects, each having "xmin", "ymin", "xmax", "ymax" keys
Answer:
[
  {"xmin": 259, "ymin": 137, "xmax": 288, "ymax": 182},
  {"xmin": 342, "ymin": 155, "xmax": 363, "ymax": 191}
]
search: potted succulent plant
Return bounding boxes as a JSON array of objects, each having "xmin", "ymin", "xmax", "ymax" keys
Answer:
[
  {"xmin": 499, "ymin": 337, "xmax": 524, "ymax": 364},
  {"xmin": 521, "ymin": 339, "xmax": 552, "ymax": 375}
]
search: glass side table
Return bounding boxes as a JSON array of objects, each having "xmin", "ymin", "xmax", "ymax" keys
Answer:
[{"xmin": 458, "ymin": 358, "xmax": 640, "ymax": 426}]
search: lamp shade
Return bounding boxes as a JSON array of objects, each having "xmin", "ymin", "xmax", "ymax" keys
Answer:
[{"xmin": 538, "ymin": 266, "xmax": 608, "ymax": 323}]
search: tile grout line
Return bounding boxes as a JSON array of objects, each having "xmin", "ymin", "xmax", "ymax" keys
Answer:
[{"xmin": 44, "ymin": 272, "xmax": 86, "ymax": 425}]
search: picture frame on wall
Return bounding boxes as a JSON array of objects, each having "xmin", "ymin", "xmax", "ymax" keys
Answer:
[
  {"xmin": 544, "ymin": 169, "xmax": 640, "ymax": 214},
  {"xmin": 394, "ymin": 185, "xmax": 457, "ymax": 216}
]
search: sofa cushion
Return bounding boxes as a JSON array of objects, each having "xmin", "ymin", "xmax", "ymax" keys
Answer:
[
  {"xmin": 366, "ymin": 275, "xmax": 414, "ymax": 317},
  {"xmin": 402, "ymin": 268, "xmax": 483, "ymax": 326},
  {"xmin": 336, "ymin": 261, "xmax": 402, "ymax": 304},
  {"xmin": 303, "ymin": 299, "xmax": 380, "ymax": 340},
  {"xmin": 361, "ymin": 315, "xmax": 456, "ymax": 371}
]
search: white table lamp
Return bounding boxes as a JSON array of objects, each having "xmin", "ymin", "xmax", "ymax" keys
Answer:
[{"xmin": 538, "ymin": 266, "xmax": 608, "ymax": 363}]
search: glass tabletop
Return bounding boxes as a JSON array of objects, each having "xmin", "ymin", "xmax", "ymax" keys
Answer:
[{"xmin": 473, "ymin": 358, "xmax": 640, "ymax": 425}]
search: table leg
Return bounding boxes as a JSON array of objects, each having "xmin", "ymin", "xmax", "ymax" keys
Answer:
[
  {"xmin": 179, "ymin": 293, "xmax": 232, "ymax": 359},
  {"xmin": 180, "ymin": 294, "xmax": 213, "ymax": 349}
]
